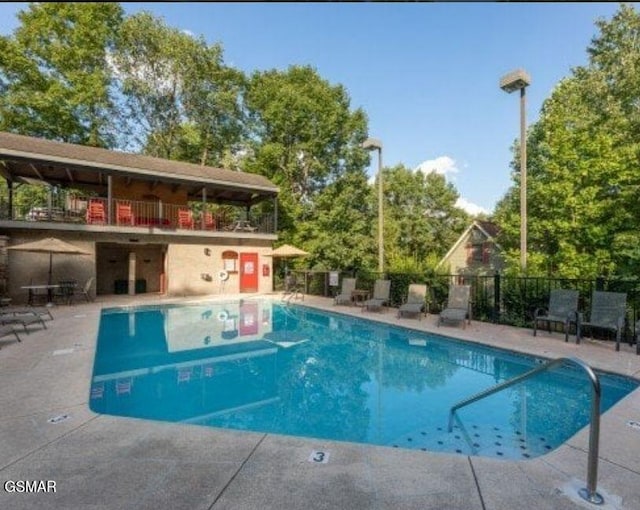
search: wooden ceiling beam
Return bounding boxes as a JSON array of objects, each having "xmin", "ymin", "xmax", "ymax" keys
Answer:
[
  {"xmin": 29, "ymin": 163, "xmax": 44, "ymax": 180},
  {"xmin": 0, "ymin": 161, "xmax": 13, "ymax": 182}
]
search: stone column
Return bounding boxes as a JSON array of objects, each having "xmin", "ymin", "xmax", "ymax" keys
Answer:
[
  {"xmin": 128, "ymin": 251, "xmax": 136, "ymax": 295},
  {"xmin": 0, "ymin": 235, "xmax": 9, "ymax": 296}
]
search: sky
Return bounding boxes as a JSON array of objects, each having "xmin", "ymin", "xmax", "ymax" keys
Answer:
[{"xmin": 0, "ymin": 2, "xmax": 633, "ymax": 215}]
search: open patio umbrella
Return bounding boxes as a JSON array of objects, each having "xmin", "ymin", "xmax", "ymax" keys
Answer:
[
  {"xmin": 8, "ymin": 237, "xmax": 91, "ymax": 286},
  {"xmin": 265, "ymin": 244, "xmax": 309, "ymax": 274}
]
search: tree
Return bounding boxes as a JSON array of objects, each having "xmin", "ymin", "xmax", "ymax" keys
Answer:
[
  {"xmin": 0, "ymin": 2, "xmax": 123, "ymax": 147},
  {"xmin": 244, "ymin": 66, "xmax": 370, "ymax": 269},
  {"xmin": 297, "ymin": 169, "xmax": 376, "ymax": 272},
  {"xmin": 112, "ymin": 12, "xmax": 244, "ymax": 164},
  {"xmin": 382, "ymin": 165, "xmax": 469, "ymax": 273},
  {"xmin": 494, "ymin": 4, "xmax": 640, "ymax": 278},
  {"xmin": 244, "ymin": 66, "xmax": 368, "ymax": 232}
]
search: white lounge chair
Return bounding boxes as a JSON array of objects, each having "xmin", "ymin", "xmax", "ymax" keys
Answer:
[
  {"xmin": 398, "ymin": 284, "xmax": 428, "ymax": 320},
  {"xmin": 0, "ymin": 310, "xmax": 47, "ymax": 333},
  {"xmin": 363, "ymin": 279, "xmax": 391, "ymax": 312},
  {"xmin": 334, "ymin": 278, "xmax": 356, "ymax": 305},
  {"xmin": 5, "ymin": 307, "xmax": 54, "ymax": 321},
  {"xmin": 0, "ymin": 324, "xmax": 21, "ymax": 346},
  {"xmin": 438, "ymin": 285, "xmax": 471, "ymax": 329}
]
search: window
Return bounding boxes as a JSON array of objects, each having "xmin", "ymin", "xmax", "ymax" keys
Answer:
[
  {"xmin": 467, "ymin": 241, "xmax": 490, "ymax": 264},
  {"xmin": 222, "ymin": 250, "xmax": 238, "ymax": 272}
]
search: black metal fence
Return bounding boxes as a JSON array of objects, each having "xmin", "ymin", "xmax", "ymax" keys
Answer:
[{"xmin": 286, "ymin": 270, "xmax": 640, "ymax": 344}]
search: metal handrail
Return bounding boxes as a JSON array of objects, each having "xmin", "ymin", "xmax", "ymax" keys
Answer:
[{"xmin": 448, "ymin": 356, "xmax": 604, "ymax": 506}]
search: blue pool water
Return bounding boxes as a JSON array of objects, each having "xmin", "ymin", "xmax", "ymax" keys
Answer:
[{"xmin": 90, "ymin": 300, "xmax": 638, "ymax": 459}]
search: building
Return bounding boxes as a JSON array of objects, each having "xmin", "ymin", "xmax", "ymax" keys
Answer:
[
  {"xmin": 0, "ymin": 132, "xmax": 279, "ymax": 303},
  {"xmin": 436, "ymin": 220, "xmax": 504, "ymax": 275}
]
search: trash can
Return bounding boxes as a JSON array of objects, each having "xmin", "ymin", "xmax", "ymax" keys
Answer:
[
  {"xmin": 114, "ymin": 280, "xmax": 127, "ymax": 295},
  {"xmin": 135, "ymin": 279, "xmax": 147, "ymax": 294}
]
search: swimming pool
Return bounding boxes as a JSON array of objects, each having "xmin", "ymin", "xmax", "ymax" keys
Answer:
[{"xmin": 90, "ymin": 300, "xmax": 638, "ymax": 459}]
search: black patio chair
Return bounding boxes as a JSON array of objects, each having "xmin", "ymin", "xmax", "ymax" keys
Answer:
[
  {"xmin": 533, "ymin": 289, "xmax": 579, "ymax": 341},
  {"xmin": 577, "ymin": 291, "xmax": 627, "ymax": 351}
]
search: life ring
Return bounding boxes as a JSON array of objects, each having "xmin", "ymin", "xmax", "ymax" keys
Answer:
[
  {"xmin": 217, "ymin": 310, "xmax": 229, "ymax": 322},
  {"xmin": 217, "ymin": 270, "xmax": 229, "ymax": 282}
]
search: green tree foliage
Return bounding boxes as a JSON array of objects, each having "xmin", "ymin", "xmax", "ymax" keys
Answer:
[
  {"xmin": 297, "ymin": 169, "xmax": 376, "ymax": 272},
  {"xmin": 0, "ymin": 2, "xmax": 123, "ymax": 147},
  {"xmin": 494, "ymin": 4, "xmax": 640, "ymax": 278},
  {"xmin": 0, "ymin": 6, "xmax": 473, "ymax": 275},
  {"xmin": 383, "ymin": 165, "xmax": 469, "ymax": 273},
  {"xmin": 112, "ymin": 12, "xmax": 245, "ymax": 164},
  {"xmin": 244, "ymin": 66, "xmax": 369, "ymax": 234}
]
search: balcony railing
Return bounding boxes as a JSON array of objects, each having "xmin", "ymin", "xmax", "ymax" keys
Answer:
[{"xmin": 0, "ymin": 195, "xmax": 275, "ymax": 234}]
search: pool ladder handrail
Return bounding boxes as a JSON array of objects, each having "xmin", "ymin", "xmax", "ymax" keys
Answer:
[{"xmin": 448, "ymin": 356, "xmax": 604, "ymax": 506}]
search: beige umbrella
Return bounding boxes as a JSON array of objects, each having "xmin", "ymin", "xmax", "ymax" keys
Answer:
[
  {"xmin": 8, "ymin": 237, "xmax": 91, "ymax": 286},
  {"xmin": 266, "ymin": 244, "xmax": 309, "ymax": 274},
  {"xmin": 267, "ymin": 244, "xmax": 309, "ymax": 258}
]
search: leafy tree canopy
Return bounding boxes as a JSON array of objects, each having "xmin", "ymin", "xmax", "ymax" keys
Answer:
[
  {"xmin": 0, "ymin": 2, "xmax": 123, "ymax": 147},
  {"xmin": 494, "ymin": 4, "xmax": 640, "ymax": 279}
]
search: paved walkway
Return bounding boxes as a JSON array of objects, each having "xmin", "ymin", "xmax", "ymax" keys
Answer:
[{"xmin": 0, "ymin": 293, "xmax": 639, "ymax": 509}]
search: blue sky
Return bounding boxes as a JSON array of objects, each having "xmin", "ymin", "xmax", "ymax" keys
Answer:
[{"xmin": 0, "ymin": 2, "xmax": 633, "ymax": 214}]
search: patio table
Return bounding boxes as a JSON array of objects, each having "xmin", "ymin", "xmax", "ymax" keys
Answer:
[{"xmin": 21, "ymin": 284, "xmax": 60, "ymax": 305}]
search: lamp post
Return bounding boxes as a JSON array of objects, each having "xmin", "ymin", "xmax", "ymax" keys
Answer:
[
  {"xmin": 362, "ymin": 138, "xmax": 384, "ymax": 274},
  {"xmin": 500, "ymin": 69, "xmax": 531, "ymax": 272}
]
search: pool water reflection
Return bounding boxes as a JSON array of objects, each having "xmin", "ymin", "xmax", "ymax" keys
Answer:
[{"xmin": 90, "ymin": 300, "xmax": 638, "ymax": 459}]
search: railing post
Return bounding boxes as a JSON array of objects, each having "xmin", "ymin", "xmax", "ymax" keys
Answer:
[
  {"xmin": 448, "ymin": 356, "xmax": 604, "ymax": 506},
  {"xmin": 493, "ymin": 272, "xmax": 501, "ymax": 323},
  {"xmin": 107, "ymin": 175, "xmax": 113, "ymax": 225},
  {"xmin": 7, "ymin": 180, "xmax": 13, "ymax": 220}
]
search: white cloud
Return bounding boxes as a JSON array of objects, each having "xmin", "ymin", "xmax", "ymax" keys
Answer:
[
  {"xmin": 455, "ymin": 197, "xmax": 487, "ymax": 216},
  {"xmin": 182, "ymin": 29, "xmax": 195, "ymax": 37},
  {"xmin": 414, "ymin": 156, "xmax": 459, "ymax": 177}
]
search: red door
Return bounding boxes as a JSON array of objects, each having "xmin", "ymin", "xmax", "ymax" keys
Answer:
[
  {"xmin": 239, "ymin": 301, "xmax": 259, "ymax": 336},
  {"xmin": 239, "ymin": 253, "xmax": 259, "ymax": 293}
]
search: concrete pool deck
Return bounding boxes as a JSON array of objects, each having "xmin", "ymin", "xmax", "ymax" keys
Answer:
[{"xmin": 0, "ymin": 293, "xmax": 639, "ymax": 509}]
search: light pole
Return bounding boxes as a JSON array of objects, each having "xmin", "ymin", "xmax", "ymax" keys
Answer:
[
  {"xmin": 362, "ymin": 138, "xmax": 384, "ymax": 274},
  {"xmin": 500, "ymin": 69, "xmax": 531, "ymax": 272}
]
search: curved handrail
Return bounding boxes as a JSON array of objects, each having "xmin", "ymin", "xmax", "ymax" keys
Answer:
[{"xmin": 448, "ymin": 356, "xmax": 604, "ymax": 505}]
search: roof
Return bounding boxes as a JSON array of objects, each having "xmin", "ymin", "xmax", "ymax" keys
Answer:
[
  {"xmin": 0, "ymin": 131, "xmax": 278, "ymax": 205},
  {"xmin": 475, "ymin": 220, "xmax": 500, "ymax": 238},
  {"xmin": 436, "ymin": 220, "xmax": 502, "ymax": 269}
]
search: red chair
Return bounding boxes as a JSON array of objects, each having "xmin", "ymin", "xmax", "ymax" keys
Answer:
[
  {"xmin": 177, "ymin": 208, "xmax": 194, "ymax": 229},
  {"xmin": 203, "ymin": 212, "xmax": 216, "ymax": 230},
  {"xmin": 116, "ymin": 201, "xmax": 134, "ymax": 226},
  {"xmin": 86, "ymin": 199, "xmax": 106, "ymax": 224}
]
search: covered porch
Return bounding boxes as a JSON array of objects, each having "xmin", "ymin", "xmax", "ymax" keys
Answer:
[{"xmin": 0, "ymin": 131, "xmax": 279, "ymax": 236}]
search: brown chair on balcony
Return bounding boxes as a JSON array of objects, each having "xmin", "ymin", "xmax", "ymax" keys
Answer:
[
  {"xmin": 86, "ymin": 199, "xmax": 106, "ymax": 225},
  {"xmin": 178, "ymin": 208, "xmax": 194, "ymax": 229},
  {"xmin": 116, "ymin": 201, "xmax": 134, "ymax": 226}
]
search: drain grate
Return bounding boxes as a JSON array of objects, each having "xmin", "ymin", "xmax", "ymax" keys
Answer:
[
  {"xmin": 627, "ymin": 420, "xmax": 640, "ymax": 430},
  {"xmin": 47, "ymin": 414, "xmax": 70, "ymax": 424}
]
